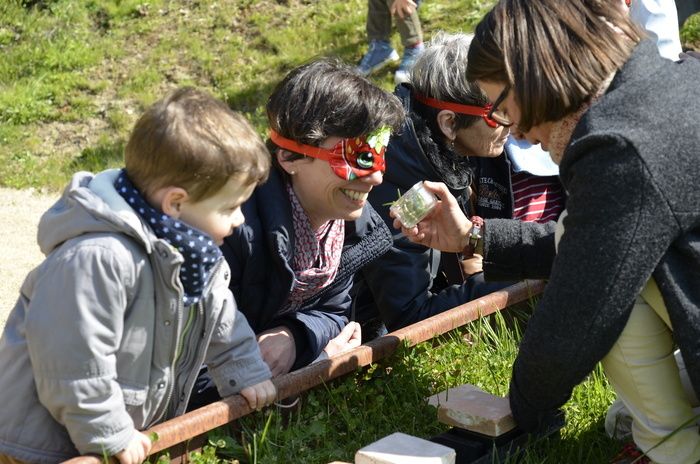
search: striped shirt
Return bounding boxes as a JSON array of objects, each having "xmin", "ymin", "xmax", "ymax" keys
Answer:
[{"xmin": 510, "ymin": 169, "xmax": 565, "ymax": 223}]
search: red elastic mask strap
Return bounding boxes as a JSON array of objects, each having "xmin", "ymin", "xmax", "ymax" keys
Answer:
[
  {"xmin": 269, "ymin": 129, "xmax": 336, "ymax": 161},
  {"xmin": 413, "ymin": 92, "xmax": 491, "ymax": 117}
]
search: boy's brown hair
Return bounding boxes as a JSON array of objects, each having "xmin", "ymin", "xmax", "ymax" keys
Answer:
[
  {"xmin": 466, "ymin": 0, "xmax": 642, "ymax": 132},
  {"xmin": 125, "ymin": 87, "xmax": 270, "ymax": 201}
]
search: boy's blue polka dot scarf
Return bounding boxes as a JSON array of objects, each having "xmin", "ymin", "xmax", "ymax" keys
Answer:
[{"xmin": 115, "ymin": 169, "xmax": 222, "ymax": 306}]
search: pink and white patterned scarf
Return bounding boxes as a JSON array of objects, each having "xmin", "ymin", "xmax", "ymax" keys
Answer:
[
  {"xmin": 548, "ymin": 73, "xmax": 616, "ymax": 164},
  {"xmin": 281, "ymin": 182, "xmax": 345, "ymax": 314}
]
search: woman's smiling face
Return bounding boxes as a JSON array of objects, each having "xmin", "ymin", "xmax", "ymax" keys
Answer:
[{"xmin": 282, "ymin": 136, "xmax": 384, "ymax": 230}]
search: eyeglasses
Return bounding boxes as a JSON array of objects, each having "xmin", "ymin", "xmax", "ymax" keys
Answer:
[
  {"xmin": 487, "ymin": 86, "xmax": 514, "ymax": 127},
  {"xmin": 413, "ymin": 92, "xmax": 506, "ymax": 128}
]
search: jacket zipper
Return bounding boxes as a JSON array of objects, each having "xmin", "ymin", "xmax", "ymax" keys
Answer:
[
  {"xmin": 172, "ymin": 259, "xmax": 224, "ymax": 417},
  {"xmin": 155, "ymin": 259, "xmax": 224, "ymax": 423},
  {"xmin": 150, "ymin": 258, "xmax": 185, "ymax": 426},
  {"xmin": 175, "ymin": 304, "xmax": 196, "ymax": 363}
]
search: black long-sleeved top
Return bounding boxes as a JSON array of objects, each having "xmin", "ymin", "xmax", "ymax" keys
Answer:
[{"xmin": 481, "ymin": 40, "xmax": 700, "ymax": 431}]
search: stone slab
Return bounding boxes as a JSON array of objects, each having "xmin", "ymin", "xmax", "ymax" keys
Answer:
[
  {"xmin": 426, "ymin": 384, "xmax": 515, "ymax": 437},
  {"xmin": 355, "ymin": 432, "xmax": 456, "ymax": 464},
  {"xmin": 426, "ymin": 384, "xmax": 484, "ymax": 408}
]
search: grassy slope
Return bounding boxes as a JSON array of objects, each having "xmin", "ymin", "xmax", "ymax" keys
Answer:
[
  {"xmin": 6, "ymin": 0, "xmax": 694, "ymax": 191},
  {"xmin": 0, "ymin": 0, "xmax": 494, "ymax": 189}
]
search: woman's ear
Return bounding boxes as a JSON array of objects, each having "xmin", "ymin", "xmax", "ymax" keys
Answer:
[
  {"xmin": 436, "ymin": 109, "xmax": 458, "ymax": 142},
  {"xmin": 155, "ymin": 186, "xmax": 189, "ymax": 218},
  {"xmin": 276, "ymin": 149, "xmax": 306, "ymax": 176}
]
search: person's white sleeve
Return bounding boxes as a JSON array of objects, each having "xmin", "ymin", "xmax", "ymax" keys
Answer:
[{"xmin": 630, "ymin": 0, "xmax": 683, "ymax": 61}]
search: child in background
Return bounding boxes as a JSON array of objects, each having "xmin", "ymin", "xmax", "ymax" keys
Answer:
[
  {"xmin": 357, "ymin": 0, "xmax": 425, "ymax": 84},
  {"xmin": 0, "ymin": 88, "xmax": 276, "ymax": 464}
]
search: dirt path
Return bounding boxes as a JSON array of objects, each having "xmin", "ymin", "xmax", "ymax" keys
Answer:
[{"xmin": 0, "ymin": 188, "xmax": 58, "ymax": 328}]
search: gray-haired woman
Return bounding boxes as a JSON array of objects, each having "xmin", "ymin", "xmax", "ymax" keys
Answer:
[{"xmin": 353, "ymin": 31, "xmax": 564, "ymax": 336}]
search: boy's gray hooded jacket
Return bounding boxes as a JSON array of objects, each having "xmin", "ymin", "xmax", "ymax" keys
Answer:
[{"xmin": 0, "ymin": 170, "xmax": 270, "ymax": 463}]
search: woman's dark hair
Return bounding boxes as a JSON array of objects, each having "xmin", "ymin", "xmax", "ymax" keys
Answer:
[
  {"xmin": 266, "ymin": 57, "xmax": 405, "ymax": 169},
  {"xmin": 467, "ymin": 0, "xmax": 642, "ymax": 131}
]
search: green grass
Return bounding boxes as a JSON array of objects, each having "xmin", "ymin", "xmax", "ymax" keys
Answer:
[
  {"xmin": 5, "ymin": 0, "xmax": 695, "ymax": 190},
  {"xmin": 681, "ymin": 13, "xmax": 700, "ymax": 48},
  {"xmin": 149, "ymin": 308, "xmax": 621, "ymax": 464},
  {"xmin": 0, "ymin": 0, "xmax": 494, "ymax": 190}
]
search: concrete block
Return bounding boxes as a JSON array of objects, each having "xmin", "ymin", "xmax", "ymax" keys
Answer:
[
  {"xmin": 355, "ymin": 432, "xmax": 456, "ymax": 464},
  {"xmin": 426, "ymin": 384, "xmax": 484, "ymax": 408},
  {"xmin": 426, "ymin": 384, "xmax": 515, "ymax": 437}
]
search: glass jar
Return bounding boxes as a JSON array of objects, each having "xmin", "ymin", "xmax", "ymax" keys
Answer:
[{"xmin": 390, "ymin": 181, "xmax": 438, "ymax": 229}]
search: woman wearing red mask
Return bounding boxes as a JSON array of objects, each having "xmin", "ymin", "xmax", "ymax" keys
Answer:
[{"xmin": 218, "ymin": 58, "xmax": 404, "ymax": 379}]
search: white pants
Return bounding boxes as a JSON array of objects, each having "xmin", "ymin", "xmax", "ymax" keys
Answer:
[
  {"xmin": 555, "ymin": 211, "xmax": 700, "ymax": 463},
  {"xmin": 601, "ymin": 279, "xmax": 700, "ymax": 464}
]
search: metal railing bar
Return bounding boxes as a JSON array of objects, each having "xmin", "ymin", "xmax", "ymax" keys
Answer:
[{"xmin": 62, "ymin": 279, "xmax": 545, "ymax": 463}]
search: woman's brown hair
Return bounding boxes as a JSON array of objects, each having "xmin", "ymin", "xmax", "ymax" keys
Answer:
[{"xmin": 467, "ymin": 0, "xmax": 642, "ymax": 131}]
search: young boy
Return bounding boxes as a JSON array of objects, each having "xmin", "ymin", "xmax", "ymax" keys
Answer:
[{"xmin": 0, "ymin": 88, "xmax": 276, "ymax": 464}]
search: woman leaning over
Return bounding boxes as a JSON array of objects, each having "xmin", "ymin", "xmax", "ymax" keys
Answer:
[
  {"xmin": 399, "ymin": 1, "xmax": 700, "ymax": 462},
  {"xmin": 353, "ymin": 31, "xmax": 564, "ymax": 335},
  {"xmin": 220, "ymin": 58, "xmax": 404, "ymax": 377}
]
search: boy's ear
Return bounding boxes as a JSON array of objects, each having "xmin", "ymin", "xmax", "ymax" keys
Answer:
[
  {"xmin": 157, "ymin": 186, "xmax": 190, "ymax": 217},
  {"xmin": 436, "ymin": 109, "xmax": 458, "ymax": 142}
]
